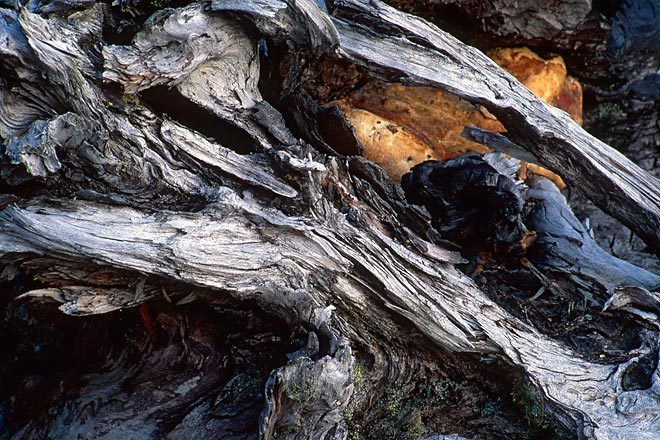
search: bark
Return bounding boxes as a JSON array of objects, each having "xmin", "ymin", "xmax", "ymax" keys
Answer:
[{"xmin": 1, "ymin": 1, "xmax": 660, "ymax": 440}]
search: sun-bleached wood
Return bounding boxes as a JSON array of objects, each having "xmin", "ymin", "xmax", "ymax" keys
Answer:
[{"xmin": 1, "ymin": 1, "xmax": 659, "ymax": 439}]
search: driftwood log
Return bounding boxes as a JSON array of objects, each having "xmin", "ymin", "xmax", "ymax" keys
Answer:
[{"xmin": 1, "ymin": 1, "xmax": 660, "ymax": 439}]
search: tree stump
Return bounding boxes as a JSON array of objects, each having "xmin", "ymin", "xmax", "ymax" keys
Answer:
[{"xmin": 1, "ymin": 1, "xmax": 660, "ymax": 439}]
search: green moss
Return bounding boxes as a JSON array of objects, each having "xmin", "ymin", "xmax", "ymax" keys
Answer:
[
  {"xmin": 511, "ymin": 375, "xmax": 568, "ymax": 436},
  {"xmin": 424, "ymin": 379, "xmax": 452, "ymax": 402},
  {"xmin": 512, "ymin": 376, "xmax": 545, "ymax": 427},
  {"xmin": 593, "ymin": 102, "xmax": 628, "ymax": 120},
  {"xmin": 345, "ymin": 363, "xmax": 462, "ymax": 440},
  {"xmin": 480, "ymin": 398, "xmax": 503, "ymax": 418},
  {"xmin": 149, "ymin": 0, "xmax": 173, "ymax": 8},
  {"xmin": 288, "ymin": 382, "xmax": 315, "ymax": 402},
  {"xmin": 403, "ymin": 410, "xmax": 427, "ymax": 439},
  {"xmin": 375, "ymin": 380, "xmax": 451, "ymax": 439},
  {"xmin": 347, "ymin": 426, "xmax": 362, "ymax": 440},
  {"xmin": 385, "ymin": 383, "xmax": 406, "ymax": 415},
  {"xmin": 344, "ymin": 360, "xmax": 368, "ymax": 421},
  {"xmin": 353, "ymin": 361, "xmax": 366, "ymax": 379}
]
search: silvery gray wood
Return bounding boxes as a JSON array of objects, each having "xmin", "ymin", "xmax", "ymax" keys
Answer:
[{"xmin": 1, "ymin": 1, "xmax": 659, "ymax": 439}]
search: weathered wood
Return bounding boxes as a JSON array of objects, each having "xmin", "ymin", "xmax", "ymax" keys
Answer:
[
  {"xmin": 461, "ymin": 127, "xmax": 660, "ymax": 296},
  {"xmin": 526, "ymin": 176, "xmax": 660, "ymax": 297},
  {"xmin": 331, "ymin": 0, "xmax": 660, "ymax": 256},
  {"xmin": 4, "ymin": 165, "xmax": 660, "ymax": 438},
  {"xmin": 1, "ymin": 1, "xmax": 660, "ymax": 439}
]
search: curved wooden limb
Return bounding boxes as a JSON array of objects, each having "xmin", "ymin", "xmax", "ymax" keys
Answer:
[{"xmin": 332, "ymin": 0, "xmax": 660, "ymax": 255}]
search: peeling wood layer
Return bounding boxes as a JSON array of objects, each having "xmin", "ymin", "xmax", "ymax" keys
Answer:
[{"xmin": 0, "ymin": 1, "xmax": 659, "ymax": 439}]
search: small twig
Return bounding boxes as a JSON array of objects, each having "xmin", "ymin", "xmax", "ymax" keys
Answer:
[
  {"xmin": 528, "ymin": 286, "xmax": 546, "ymax": 301},
  {"xmin": 520, "ymin": 258, "xmax": 570, "ymax": 301},
  {"xmin": 161, "ymin": 285, "xmax": 172, "ymax": 303},
  {"xmin": 133, "ymin": 276, "xmax": 147, "ymax": 302}
]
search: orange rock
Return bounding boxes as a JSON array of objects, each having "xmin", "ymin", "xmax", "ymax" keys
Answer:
[
  {"xmin": 341, "ymin": 82, "xmax": 496, "ymax": 160},
  {"xmin": 552, "ymin": 75, "xmax": 583, "ymax": 126},
  {"xmin": 339, "ymin": 106, "xmax": 439, "ymax": 180},
  {"xmin": 519, "ymin": 163, "xmax": 566, "ymax": 189},
  {"xmin": 488, "ymin": 47, "xmax": 583, "ymax": 124},
  {"xmin": 489, "ymin": 47, "xmax": 566, "ymax": 104},
  {"xmin": 336, "ymin": 47, "xmax": 580, "ymax": 186}
]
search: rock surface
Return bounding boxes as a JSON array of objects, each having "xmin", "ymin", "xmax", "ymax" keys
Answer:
[{"xmin": 337, "ymin": 47, "xmax": 581, "ymax": 181}]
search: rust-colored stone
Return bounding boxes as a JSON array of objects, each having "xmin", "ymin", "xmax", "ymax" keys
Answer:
[
  {"xmin": 341, "ymin": 82, "xmax": 497, "ymax": 159},
  {"xmin": 336, "ymin": 47, "xmax": 580, "ymax": 186},
  {"xmin": 488, "ymin": 47, "xmax": 583, "ymax": 124},
  {"xmin": 339, "ymin": 107, "xmax": 439, "ymax": 180},
  {"xmin": 552, "ymin": 75, "xmax": 583, "ymax": 126}
]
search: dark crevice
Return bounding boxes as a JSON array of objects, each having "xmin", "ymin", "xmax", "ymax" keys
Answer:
[
  {"xmin": 621, "ymin": 346, "xmax": 659, "ymax": 391},
  {"xmin": 279, "ymin": 93, "xmax": 363, "ymax": 157},
  {"xmin": 102, "ymin": 0, "xmax": 193, "ymax": 46},
  {"xmin": 593, "ymin": 0, "xmax": 623, "ymax": 18},
  {"xmin": 0, "ymin": 282, "xmax": 307, "ymax": 438},
  {"xmin": 0, "ymin": 167, "xmax": 50, "ymax": 195},
  {"xmin": 140, "ymin": 86, "xmax": 258, "ymax": 155}
]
